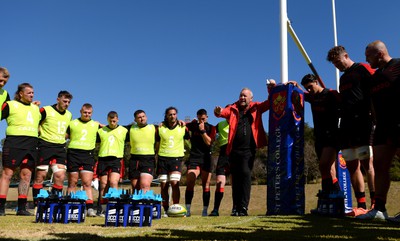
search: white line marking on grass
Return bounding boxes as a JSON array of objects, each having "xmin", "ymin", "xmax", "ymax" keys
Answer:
[
  {"xmin": 212, "ymin": 216, "xmax": 259, "ymax": 228},
  {"xmin": 173, "ymin": 216, "xmax": 260, "ymax": 230}
]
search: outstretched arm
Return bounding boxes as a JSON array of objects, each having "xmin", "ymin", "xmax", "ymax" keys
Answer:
[{"xmin": 287, "ymin": 80, "xmax": 305, "ymax": 92}]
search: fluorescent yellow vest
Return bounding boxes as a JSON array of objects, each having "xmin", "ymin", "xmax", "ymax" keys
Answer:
[
  {"xmin": 129, "ymin": 124, "xmax": 156, "ymax": 155},
  {"xmin": 39, "ymin": 106, "xmax": 72, "ymax": 144},
  {"xmin": 158, "ymin": 125, "xmax": 186, "ymax": 157},
  {"xmin": 217, "ymin": 120, "xmax": 229, "ymax": 147},
  {"xmin": 98, "ymin": 125, "xmax": 128, "ymax": 158},
  {"xmin": 68, "ymin": 119, "xmax": 99, "ymax": 150},
  {"xmin": 0, "ymin": 89, "xmax": 8, "ymax": 120},
  {"xmin": 6, "ymin": 100, "xmax": 40, "ymax": 137}
]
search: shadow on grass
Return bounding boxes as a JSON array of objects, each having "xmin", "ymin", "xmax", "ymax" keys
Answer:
[
  {"xmin": 156, "ymin": 216, "xmax": 400, "ymax": 240},
  {"xmin": 252, "ymin": 214, "xmax": 400, "ymax": 240},
  {"xmin": 1, "ymin": 215, "xmax": 400, "ymax": 241},
  {"xmin": 165, "ymin": 215, "xmax": 400, "ymax": 240}
]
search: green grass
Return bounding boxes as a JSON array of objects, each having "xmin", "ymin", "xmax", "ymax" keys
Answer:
[
  {"xmin": 1, "ymin": 214, "xmax": 400, "ymax": 240},
  {"xmin": 1, "ymin": 184, "xmax": 400, "ymax": 240}
]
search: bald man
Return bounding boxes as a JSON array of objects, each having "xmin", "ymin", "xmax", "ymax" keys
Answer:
[
  {"xmin": 214, "ymin": 80, "xmax": 276, "ymax": 216},
  {"xmin": 358, "ymin": 41, "xmax": 400, "ymax": 221}
]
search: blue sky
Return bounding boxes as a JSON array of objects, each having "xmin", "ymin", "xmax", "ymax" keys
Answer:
[{"xmin": 1, "ymin": 0, "xmax": 399, "ymax": 138}]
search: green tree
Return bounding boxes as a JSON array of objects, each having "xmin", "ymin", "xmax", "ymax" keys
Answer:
[
  {"xmin": 389, "ymin": 155, "xmax": 400, "ymax": 181},
  {"xmin": 303, "ymin": 123, "xmax": 319, "ymax": 183}
]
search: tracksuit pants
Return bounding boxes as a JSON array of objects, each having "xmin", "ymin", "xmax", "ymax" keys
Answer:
[{"xmin": 229, "ymin": 149, "xmax": 255, "ymax": 210}]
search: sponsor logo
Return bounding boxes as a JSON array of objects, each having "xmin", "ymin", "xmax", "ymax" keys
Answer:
[
  {"xmin": 17, "ymin": 126, "xmax": 38, "ymax": 132},
  {"xmin": 131, "ymin": 215, "xmax": 141, "ymax": 224},
  {"xmin": 67, "ymin": 207, "xmax": 83, "ymax": 221}
]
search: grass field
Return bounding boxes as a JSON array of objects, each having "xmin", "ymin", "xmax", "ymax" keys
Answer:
[{"xmin": 1, "ymin": 183, "xmax": 400, "ymax": 240}]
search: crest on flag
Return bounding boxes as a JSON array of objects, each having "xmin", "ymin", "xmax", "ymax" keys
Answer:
[{"xmin": 272, "ymin": 91, "xmax": 287, "ymax": 120}]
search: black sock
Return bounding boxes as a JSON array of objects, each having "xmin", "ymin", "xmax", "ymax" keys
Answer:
[
  {"xmin": 86, "ymin": 203, "xmax": 94, "ymax": 210},
  {"xmin": 163, "ymin": 205, "xmax": 169, "ymax": 212},
  {"xmin": 51, "ymin": 186, "xmax": 63, "ymax": 196},
  {"xmin": 0, "ymin": 198, "xmax": 6, "ymax": 211},
  {"xmin": 374, "ymin": 198, "xmax": 386, "ymax": 212},
  {"xmin": 355, "ymin": 192, "xmax": 367, "ymax": 209},
  {"xmin": 321, "ymin": 178, "xmax": 333, "ymax": 192},
  {"xmin": 203, "ymin": 191, "xmax": 210, "ymax": 207},
  {"xmin": 18, "ymin": 198, "xmax": 27, "ymax": 211},
  {"xmin": 213, "ymin": 190, "xmax": 224, "ymax": 211},
  {"xmin": 185, "ymin": 190, "xmax": 194, "ymax": 205},
  {"xmin": 370, "ymin": 191, "xmax": 375, "ymax": 205},
  {"xmin": 332, "ymin": 179, "xmax": 341, "ymax": 191},
  {"xmin": 32, "ymin": 185, "xmax": 42, "ymax": 205}
]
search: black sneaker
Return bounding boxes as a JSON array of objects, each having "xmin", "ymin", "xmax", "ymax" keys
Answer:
[
  {"xmin": 0, "ymin": 208, "xmax": 5, "ymax": 216},
  {"xmin": 96, "ymin": 210, "xmax": 105, "ymax": 217},
  {"xmin": 230, "ymin": 208, "xmax": 238, "ymax": 216},
  {"xmin": 238, "ymin": 208, "xmax": 248, "ymax": 216},
  {"xmin": 16, "ymin": 210, "xmax": 33, "ymax": 216},
  {"xmin": 310, "ymin": 208, "xmax": 319, "ymax": 215},
  {"xmin": 209, "ymin": 210, "xmax": 219, "ymax": 216}
]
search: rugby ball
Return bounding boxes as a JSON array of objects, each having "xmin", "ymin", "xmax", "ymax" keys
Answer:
[{"xmin": 167, "ymin": 204, "xmax": 187, "ymax": 217}]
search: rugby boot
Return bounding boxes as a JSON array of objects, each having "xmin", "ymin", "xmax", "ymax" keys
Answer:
[
  {"xmin": 0, "ymin": 207, "xmax": 5, "ymax": 216},
  {"xmin": 208, "ymin": 210, "xmax": 219, "ymax": 216},
  {"xmin": 387, "ymin": 212, "xmax": 400, "ymax": 223},
  {"xmin": 0, "ymin": 199, "xmax": 6, "ymax": 216},
  {"xmin": 345, "ymin": 207, "xmax": 368, "ymax": 217},
  {"xmin": 16, "ymin": 209, "xmax": 33, "ymax": 216},
  {"xmin": 356, "ymin": 209, "xmax": 388, "ymax": 221}
]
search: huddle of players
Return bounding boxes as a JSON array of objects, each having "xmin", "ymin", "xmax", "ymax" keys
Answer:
[
  {"xmin": 1, "ymin": 40, "xmax": 398, "ymax": 220},
  {"xmin": 0, "ymin": 76, "xmax": 228, "ymax": 217},
  {"xmin": 295, "ymin": 40, "xmax": 400, "ymax": 220},
  {"xmin": 296, "ymin": 45, "xmax": 376, "ymax": 217},
  {"xmin": 0, "ymin": 83, "xmax": 83, "ymax": 216}
]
